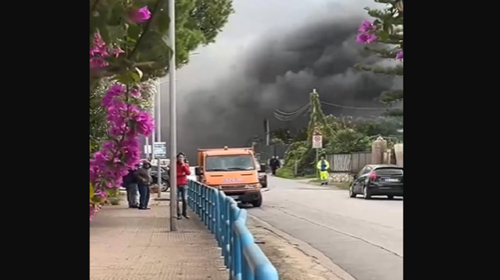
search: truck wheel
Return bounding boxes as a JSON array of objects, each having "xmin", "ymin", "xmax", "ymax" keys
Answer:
[
  {"xmin": 251, "ymin": 194, "xmax": 263, "ymax": 207},
  {"xmin": 161, "ymin": 180, "xmax": 170, "ymax": 192}
]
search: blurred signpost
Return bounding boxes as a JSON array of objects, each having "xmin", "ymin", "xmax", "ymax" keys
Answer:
[
  {"xmin": 154, "ymin": 142, "xmax": 167, "ymax": 159},
  {"xmin": 312, "ymin": 128, "xmax": 322, "ymax": 179}
]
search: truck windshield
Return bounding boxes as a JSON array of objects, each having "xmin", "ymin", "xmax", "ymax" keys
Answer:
[{"xmin": 206, "ymin": 155, "xmax": 255, "ymax": 171}]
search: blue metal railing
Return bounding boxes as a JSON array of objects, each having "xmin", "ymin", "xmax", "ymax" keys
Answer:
[{"xmin": 188, "ymin": 180, "xmax": 279, "ymax": 280}]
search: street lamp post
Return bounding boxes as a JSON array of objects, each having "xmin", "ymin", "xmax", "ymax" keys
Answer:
[{"xmin": 168, "ymin": 0, "xmax": 178, "ymax": 231}]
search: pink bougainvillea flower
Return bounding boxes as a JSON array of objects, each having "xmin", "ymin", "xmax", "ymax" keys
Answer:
[
  {"xmin": 90, "ymin": 82, "xmax": 154, "ymax": 220},
  {"xmin": 134, "ymin": 112, "xmax": 154, "ymax": 136},
  {"xmin": 102, "ymin": 84, "xmax": 126, "ymax": 107},
  {"xmin": 358, "ymin": 20, "xmax": 374, "ymax": 33},
  {"xmin": 396, "ymin": 51, "xmax": 403, "ymax": 60},
  {"xmin": 90, "ymin": 33, "xmax": 109, "ymax": 56},
  {"xmin": 113, "ymin": 48, "xmax": 125, "ymax": 58},
  {"xmin": 93, "ymin": 32, "xmax": 105, "ymax": 48},
  {"xmin": 130, "ymin": 88, "xmax": 141, "ymax": 98},
  {"xmin": 90, "ymin": 57, "xmax": 108, "ymax": 69},
  {"xmin": 129, "ymin": 6, "xmax": 151, "ymax": 23},
  {"xmin": 356, "ymin": 33, "xmax": 377, "ymax": 44}
]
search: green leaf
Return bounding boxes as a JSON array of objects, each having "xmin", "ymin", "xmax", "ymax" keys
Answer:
[
  {"xmin": 156, "ymin": 9, "xmax": 170, "ymax": 33},
  {"xmin": 378, "ymin": 30, "xmax": 389, "ymax": 41},
  {"xmin": 108, "ymin": 26, "xmax": 126, "ymax": 41},
  {"xmin": 90, "ymin": 183, "xmax": 94, "ymax": 199},
  {"xmin": 127, "ymin": 24, "xmax": 142, "ymax": 41},
  {"xmin": 107, "ymin": 2, "xmax": 126, "ymax": 26},
  {"xmin": 116, "ymin": 70, "xmax": 142, "ymax": 84}
]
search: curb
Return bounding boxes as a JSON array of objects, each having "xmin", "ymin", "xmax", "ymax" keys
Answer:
[{"xmin": 248, "ymin": 215, "xmax": 356, "ymax": 280}]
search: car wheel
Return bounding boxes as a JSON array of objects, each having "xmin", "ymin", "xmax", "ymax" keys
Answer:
[
  {"xmin": 251, "ymin": 194, "xmax": 263, "ymax": 207},
  {"xmin": 363, "ymin": 186, "xmax": 372, "ymax": 199},
  {"xmin": 349, "ymin": 185, "xmax": 356, "ymax": 198},
  {"xmin": 387, "ymin": 195, "xmax": 394, "ymax": 199}
]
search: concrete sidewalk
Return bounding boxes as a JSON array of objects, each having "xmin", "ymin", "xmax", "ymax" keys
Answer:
[{"xmin": 90, "ymin": 201, "xmax": 228, "ymax": 280}]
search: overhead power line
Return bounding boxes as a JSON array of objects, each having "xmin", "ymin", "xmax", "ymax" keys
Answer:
[
  {"xmin": 320, "ymin": 100, "xmax": 386, "ymax": 110},
  {"xmin": 275, "ymin": 102, "xmax": 310, "ymax": 115},
  {"xmin": 274, "ymin": 102, "xmax": 310, "ymax": 121}
]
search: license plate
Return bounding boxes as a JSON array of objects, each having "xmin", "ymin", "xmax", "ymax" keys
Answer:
[
  {"xmin": 383, "ymin": 178, "xmax": 399, "ymax": 182},
  {"xmin": 229, "ymin": 195, "xmax": 239, "ymax": 200}
]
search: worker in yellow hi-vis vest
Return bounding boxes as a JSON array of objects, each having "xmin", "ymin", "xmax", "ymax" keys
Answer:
[{"xmin": 316, "ymin": 155, "xmax": 330, "ymax": 185}]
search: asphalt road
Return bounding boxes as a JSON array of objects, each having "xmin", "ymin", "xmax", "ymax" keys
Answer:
[{"xmin": 248, "ymin": 176, "xmax": 403, "ymax": 280}]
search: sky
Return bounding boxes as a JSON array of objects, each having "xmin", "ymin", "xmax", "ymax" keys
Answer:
[{"xmin": 153, "ymin": 0, "xmax": 402, "ymax": 160}]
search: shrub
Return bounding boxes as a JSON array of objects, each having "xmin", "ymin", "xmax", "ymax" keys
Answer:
[{"xmin": 276, "ymin": 167, "xmax": 295, "ymax": 179}]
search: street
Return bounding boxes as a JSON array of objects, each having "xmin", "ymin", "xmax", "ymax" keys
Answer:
[{"xmin": 248, "ymin": 176, "xmax": 403, "ymax": 280}]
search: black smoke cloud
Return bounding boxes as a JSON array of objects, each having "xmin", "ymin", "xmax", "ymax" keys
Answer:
[{"xmin": 175, "ymin": 17, "xmax": 395, "ymax": 160}]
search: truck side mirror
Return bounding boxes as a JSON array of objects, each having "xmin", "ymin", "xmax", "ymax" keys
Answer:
[
  {"xmin": 259, "ymin": 164, "xmax": 267, "ymax": 173},
  {"xmin": 195, "ymin": 167, "xmax": 203, "ymax": 176}
]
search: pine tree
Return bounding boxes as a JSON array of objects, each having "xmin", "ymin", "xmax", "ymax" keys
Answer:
[{"xmin": 355, "ymin": 0, "xmax": 403, "ymax": 118}]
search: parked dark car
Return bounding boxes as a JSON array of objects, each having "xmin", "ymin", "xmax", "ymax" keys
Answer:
[
  {"xmin": 349, "ymin": 164, "xmax": 403, "ymax": 199},
  {"xmin": 150, "ymin": 166, "xmax": 170, "ymax": 192}
]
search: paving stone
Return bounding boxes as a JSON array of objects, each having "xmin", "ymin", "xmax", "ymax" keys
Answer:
[{"xmin": 90, "ymin": 203, "xmax": 228, "ymax": 280}]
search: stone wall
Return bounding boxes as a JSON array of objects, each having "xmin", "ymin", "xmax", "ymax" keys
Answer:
[{"xmin": 329, "ymin": 172, "xmax": 353, "ymax": 183}]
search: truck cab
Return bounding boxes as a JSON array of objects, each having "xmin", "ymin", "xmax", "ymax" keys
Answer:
[{"xmin": 195, "ymin": 146, "xmax": 266, "ymax": 207}]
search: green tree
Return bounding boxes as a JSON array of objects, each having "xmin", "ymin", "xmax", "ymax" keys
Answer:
[
  {"xmin": 90, "ymin": 0, "xmax": 234, "ymax": 82},
  {"xmin": 355, "ymin": 0, "xmax": 403, "ymax": 118},
  {"xmin": 271, "ymin": 128, "xmax": 292, "ymax": 144},
  {"xmin": 90, "ymin": 0, "xmax": 234, "ymax": 152}
]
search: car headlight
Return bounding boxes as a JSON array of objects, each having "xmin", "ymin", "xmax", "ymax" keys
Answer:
[{"xmin": 244, "ymin": 184, "xmax": 260, "ymax": 189}]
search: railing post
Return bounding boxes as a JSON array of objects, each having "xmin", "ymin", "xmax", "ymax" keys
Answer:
[
  {"xmin": 202, "ymin": 186, "xmax": 208, "ymax": 226},
  {"xmin": 215, "ymin": 190, "xmax": 221, "ymax": 246},
  {"xmin": 224, "ymin": 196, "xmax": 231, "ymax": 267},
  {"xmin": 207, "ymin": 189, "xmax": 213, "ymax": 232},
  {"xmin": 200, "ymin": 186, "xmax": 204, "ymax": 223},
  {"xmin": 229, "ymin": 203, "xmax": 240, "ymax": 280},
  {"xmin": 205, "ymin": 187, "xmax": 209, "ymax": 226},
  {"xmin": 195, "ymin": 182, "xmax": 200, "ymax": 215},
  {"xmin": 187, "ymin": 181, "xmax": 191, "ymax": 209},
  {"xmin": 211, "ymin": 189, "xmax": 216, "ymax": 234}
]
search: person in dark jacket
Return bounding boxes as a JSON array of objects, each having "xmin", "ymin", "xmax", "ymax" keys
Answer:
[
  {"xmin": 122, "ymin": 167, "xmax": 139, "ymax": 208},
  {"xmin": 170, "ymin": 152, "xmax": 191, "ymax": 219},
  {"xmin": 275, "ymin": 156, "xmax": 281, "ymax": 169},
  {"xmin": 137, "ymin": 160, "xmax": 152, "ymax": 210},
  {"xmin": 269, "ymin": 156, "xmax": 280, "ymax": 176}
]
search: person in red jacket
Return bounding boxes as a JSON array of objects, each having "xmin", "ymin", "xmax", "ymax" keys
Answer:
[{"xmin": 174, "ymin": 152, "xmax": 191, "ymax": 219}]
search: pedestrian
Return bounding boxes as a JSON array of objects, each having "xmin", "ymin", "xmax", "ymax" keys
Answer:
[
  {"xmin": 170, "ymin": 152, "xmax": 191, "ymax": 219},
  {"xmin": 270, "ymin": 156, "xmax": 280, "ymax": 176},
  {"xmin": 122, "ymin": 167, "xmax": 139, "ymax": 208},
  {"xmin": 269, "ymin": 156, "xmax": 276, "ymax": 175},
  {"xmin": 316, "ymin": 155, "xmax": 330, "ymax": 185},
  {"xmin": 275, "ymin": 156, "xmax": 281, "ymax": 170},
  {"xmin": 137, "ymin": 160, "xmax": 152, "ymax": 210}
]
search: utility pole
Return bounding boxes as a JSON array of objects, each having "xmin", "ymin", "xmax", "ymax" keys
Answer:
[
  {"xmin": 168, "ymin": 0, "xmax": 178, "ymax": 231},
  {"xmin": 151, "ymin": 99, "xmax": 156, "ymax": 163},
  {"xmin": 156, "ymin": 80, "xmax": 162, "ymax": 198}
]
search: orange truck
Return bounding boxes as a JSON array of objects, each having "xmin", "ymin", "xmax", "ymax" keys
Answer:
[{"xmin": 195, "ymin": 146, "xmax": 267, "ymax": 207}]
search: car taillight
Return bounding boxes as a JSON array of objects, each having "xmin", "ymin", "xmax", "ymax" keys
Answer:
[{"xmin": 369, "ymin": 172, "xmax": 377, "ymax": 179}]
